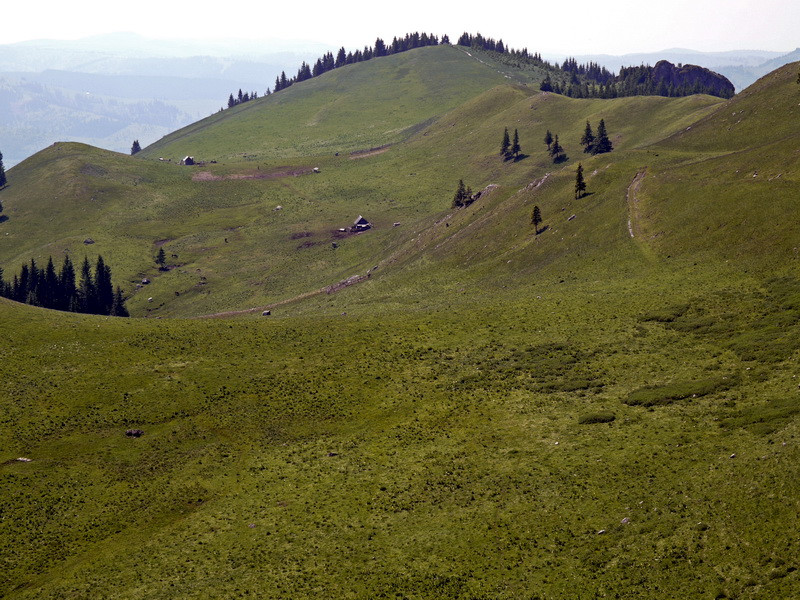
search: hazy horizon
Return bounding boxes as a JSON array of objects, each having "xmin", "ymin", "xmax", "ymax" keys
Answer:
[{"xmin": 5, "ymin": 0, "xmax": 799, "ymax": 56}]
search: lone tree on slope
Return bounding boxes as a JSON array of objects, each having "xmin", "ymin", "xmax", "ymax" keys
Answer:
[
  {"xmin": 544, "ymin": 130, "xmax": 553, "ymax": 150},
  {"xmin": 511, "ymin": 129, "xmax": 521, "ymax": 160},
  {"xmin": 0, "ymin": 150, "xmax": 6, "ymax": 187},
  {"xmin": 549, "ymin": 135, "xmax": 566, "ymax": 163},
  {"xmin": 156, "ymin": 247, "xmax": 167, "ymax": 270},
  {"xmin": 452, "ymin": 179, "xmax": 467, "ymax": 208},
  {"xmin": 130, "ymin": 140, "xmax": 141, "ymax": 155},
  {"xmin": 575, "ymin": 163, "xmax": 587, "ymax": 198},
  {"xmin": 592, "ymin": 119, "xmax": 613, "ymax": 154},
  {"xmin": 531, "ymin": 205, "xmax": 543, "ymax": 234},
  {"xmin": 500, "ymin": 127, "xmax": 511, "ymax": 158},
  {"xmin": 580, "ymin": 121, "xmax": 595, "ymax": 153}
]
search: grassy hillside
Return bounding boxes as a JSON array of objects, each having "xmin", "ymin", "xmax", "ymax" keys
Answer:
[
  {"xmin": 1, "ymin": 48, "xmax": 800, "ymax": 599},
  {"xmin": 2, "ymin": 262, "xmax": 799, "ymax": 598},
  {"xmin": 0, "ymin": 71, "xmax": 724, "ymax": 317},
  {"xmin": 140, "ymin": 45, "xmax": 509, "ymax": 162}
]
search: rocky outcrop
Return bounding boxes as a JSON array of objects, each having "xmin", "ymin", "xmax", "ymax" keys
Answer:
[{"xmin": 651, "ymin": 60, "xmax": 735, "ymax": 98}]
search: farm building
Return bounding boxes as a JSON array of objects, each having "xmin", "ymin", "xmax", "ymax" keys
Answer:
[{"xmin": 353, "ymin": 216, "xmax": 371, "ymax": 231}]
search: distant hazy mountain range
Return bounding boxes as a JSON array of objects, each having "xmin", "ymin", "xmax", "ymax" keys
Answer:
[
  {"xmin": 1, "ymin": 34, "xmax": 797, "ymax": 167},
  {"xmin": 0, "ymin": 33, "xmax": 331, "ymax": 167}
]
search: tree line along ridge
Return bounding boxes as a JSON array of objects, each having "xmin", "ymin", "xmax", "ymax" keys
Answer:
[{"xmin": 223, "ymin": 31, "xmax": 735, "ymax": 109}]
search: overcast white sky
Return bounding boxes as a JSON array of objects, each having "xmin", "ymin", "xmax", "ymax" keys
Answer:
[{"xmin": 3, "ymin": 0, "xmax": 798, "ymax": 55}]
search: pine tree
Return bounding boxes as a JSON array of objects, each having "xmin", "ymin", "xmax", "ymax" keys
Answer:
[
  {"xmin": 452, "ymin": 179, "xmax": 467, "ymax": 208},
  {"xmin": 130, "ymin": 140, "xmax": 141, "ymax": 155},
  {"xmin": 42, "ymin": 257, "xmax": 59, "ymax": 309},
  {"xmin": 336, "ymin": 47, "xmax": 347, "ymax": 67},
  {"xmin": 16, "ymin": 263, "xmax": 29, "ymax": 303},
  {"xmin": 27, "ymin": 259, "xmax": 41, "ymax": 306},
  {"xmin": 59, "ymin": 255, "xmax": 76, "ymax": 311},
  {"xmin": 532, "ymin": 205, "xmax": 543, "ymax": 234},
  {"xmin": 156, "ymin": 247, "xmax": 167, "ymax": 270},
  {"xmin": 111, "ymin": 287, "xmax": 129, "ymax": 317},
  {"xmin": 0, "ymin": 150, "xmax": 6, "ymax": 187},
  {"xmin": 580, "ymin": 121, "xmax": 595, "ymax": 153},
  {"xmin": 511, "ymin": 129, "xmax": 521, "ymax": 160},
  {"xmin": 575, "ymin": 163, "xmax": 586, "ymax": 199},
  {"xmin": 544, "ymin": 130, "xmax": 553, "ymax": 150},
  {"xmin": 500, "ymin": 127, "xmax": 511, "ymax": 158},
  {"xmin": 592, "ymin": 119, "xmax": 613, "ymax": 154},
  {"xmin": 94, "ymin": 255, "xmax": 114, "ymax": 315},
  {"xmin": 550, "ymin": 135, "xmax": 566, "ymax": 163},
  {"xmin": 77, "ymin": 257, "xmax": 95, "ymax": 314}
]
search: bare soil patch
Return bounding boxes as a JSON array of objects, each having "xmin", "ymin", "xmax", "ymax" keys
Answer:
[
  {"xmin": 349, "ymin": 145, "xmax": 390, "ymax": 160},
  {"xmin": 192, "ymin": 167, "xmax": 313, "ymax": 182}
]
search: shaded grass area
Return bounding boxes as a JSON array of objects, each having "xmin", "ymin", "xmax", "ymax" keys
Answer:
[{"xmin": 2, "ymin": 260, "xmax": 800, "ymax": 598}]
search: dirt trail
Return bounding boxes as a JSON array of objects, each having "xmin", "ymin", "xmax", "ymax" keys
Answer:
[
  {"xmin": 626, "ymin": 170, "xmax": 647, "ymax": 238},
  {"xmin": 349, "ymin": 146, "xmax": 390, "ymax": 160},
  {"xmin": 192, "ymin": 167, "xmax": 313, "ymax": 182}
]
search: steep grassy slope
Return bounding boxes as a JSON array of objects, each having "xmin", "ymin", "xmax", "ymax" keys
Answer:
[{"xmin": 636, "ymin": 62, "xmax": 800, "ymax": 266}]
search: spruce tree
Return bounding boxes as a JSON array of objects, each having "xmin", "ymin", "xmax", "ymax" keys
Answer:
[
  {"xmin": 575, "ymin": 163, "xmax": 586, "ymax": 199},
  {"xmin": 500, "ymin": 128, "xmax": 511, "ymax": 158},
  {"xmin": 42, "ymin": 257, "xmax": 59, "ymax": 309},
  {"xmin": 156, "ymin": 247, "xmax": 167, "ymax": 270},
  {"xmin": 94, "ymin": 255, "xmax": 114, "ymax": 315},
  {"xmin": 27, "ymin": 259, "xmax": 40, "ymax": 306},
  {"xmin": 17, "ymin": 263, "xmax": 30, "ymax": 303},
  {"xmin": 111, "ymin": 287, "xmax": 129, "ymax": 317},
  {"xmin": 511, "ymin": 129, "xmax": 521, "ymax": 160},
  {"xmin": 130, "ymin": 140, "xmax": 141, "ymax": 155},
  {"xmin": 0, "ymin": 150, "xmax": 7, "ymax": 187},
  {"xmin": 59, "ymin": 255, "xmax": 76, "ymax": 311},
  {"xmin": 452, "ymin": 179, "xmax": 467, "ymax": 208},
  {"xmin": 544, "ymin": 130, "xmax": 553, "ymax": 150},
  {"xmin": 532, "ymin": 205, "xmax": 542, "ymax": 234},
  {"xmin": 580, "ymin": 121, "xmax": 595, "ymax": 153},
  {"xmin": 550, "ymin": 135, "xmax": 566, "ymax": 163},
  {"xmin": 77, "ymin": 257, "xmax": 95, "ymax": 314},
  {"xmin": 592, "ymin": 119, "xmax": 613, "ymax": 154}
]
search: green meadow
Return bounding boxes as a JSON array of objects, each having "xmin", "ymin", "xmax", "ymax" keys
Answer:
[{"xmin": 1, "ymin": 45, "xmax": 799, "ymax": 598}]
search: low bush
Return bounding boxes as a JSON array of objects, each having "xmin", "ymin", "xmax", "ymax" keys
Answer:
[
  {"xmin": 624, "ymin": 376, "xmax": 735, "ymax": 407},
  {"xmin": 578, "ymin": 411, "xmax": 616, "ymax": 424}
]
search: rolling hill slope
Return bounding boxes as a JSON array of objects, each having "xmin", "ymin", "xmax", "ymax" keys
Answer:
[
  {"xmin": 141, "ymin": 45, "xmax": 510, "ymax": 162},
  {"xmin": 1, "ymin": 48, "xmax": 800, "ymax": 599},
  {"xmin": 0, "ymin": 46, "xmax": 732, "ymax": 317}
]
